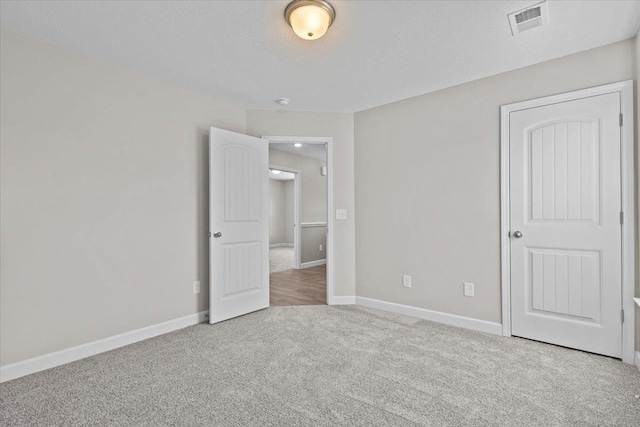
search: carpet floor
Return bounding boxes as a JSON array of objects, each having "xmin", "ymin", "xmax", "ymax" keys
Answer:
[
  {"xmin": 269, "ymin": 247, "xmax": 294, "ymax": 273},
  {"xmin": 1, "ymin": 305, "xmax": 639, "ymax": 426}
]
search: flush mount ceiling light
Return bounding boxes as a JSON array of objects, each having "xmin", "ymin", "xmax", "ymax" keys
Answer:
[
  {"xmin": 293, "ymin": 143, "xmax": 302, "ymax": 147},
  {"xmin": 270, "ymin": 169, "xmax": 282, "ymax": 175},
  {"xmin": 285, "ymin": 0, "xmax": 336, "ymax": 40}
]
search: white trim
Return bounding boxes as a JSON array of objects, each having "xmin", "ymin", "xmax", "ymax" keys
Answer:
[
  {"xmin": 0, "ymin": 311, "xmax": 209, "ymax": 383},
  {"xmin": 636, "ymin": 351, "xmax": 640, "ymax": 371},
  {"xmin": 331, "ymin": 296, "xmax": 356, "ymax": 305},
  {"xmin": 500, "ymin": 97, "xmax": 512, "ymax": 338},
  {"xmin": 263, "ymin": 136, "xmax": 336, "ymax": 304},
  {"xmin": 300, "ymin": 222, "xmax": 327, "ymax": 228},
  {"xmin": 355, "ymin": 297, "xmax": 503, "ymax": 335},
  {"xmin": 619, "ymin": 81, "xmax": 635, "ymax": 365},
  {"xmin": 299, "ymin": 259, "xmax": 326, "ymax": 269},
  {"xmin": 500, "ymin": 80, "xmax": 635, "ymax": 364},
  {"xmin": 269, "ymin": 164, "xmax": 301, "ymax": 269},
  {"xmin": 269, "ymin": 243, "xmax": 294, "ymax": 248}
]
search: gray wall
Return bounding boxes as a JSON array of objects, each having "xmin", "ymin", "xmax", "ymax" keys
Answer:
[
  {"xmin": 0, "ymin": 31, "xmax": 246, "ymax": 364},
  {"xmin": 269, "ymin": 179, "xmax": 292, "ymax": 245},
  {"xmin": 268, "ymin": 148, "xmax": 326, "ymax": 263},
  {"xmin": 301, "ymin": 227, "xmax": 327, "ymax": 264},
  {"xmin": 355, "ymin": 38, "xmax": 636, "ymax": 324},
  {"xmin": 247, "ymin": 111, "xmax": 356, "ymax": 296}
]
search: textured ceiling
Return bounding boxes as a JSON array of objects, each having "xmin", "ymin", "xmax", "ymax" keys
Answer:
[{"xmin": 1, "ymin": 1, "xmax": 639, "ymax": 112}]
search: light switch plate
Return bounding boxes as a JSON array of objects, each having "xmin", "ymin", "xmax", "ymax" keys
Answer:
[
  {"xmin": 464, "ymin": 282, "xmax": 474, "ymax": 297},
  {"xmin": 193, "ymin": 281, "xmax": 201, "ymax": 294},
  {"xmin": 336, "ymin": 209, "xmax": 347, "ymax": 220}
]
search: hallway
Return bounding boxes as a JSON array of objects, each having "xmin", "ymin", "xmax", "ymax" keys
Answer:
[{"xmin": 270, "ymin": 265, "xmax": 326, "ymax": 306}]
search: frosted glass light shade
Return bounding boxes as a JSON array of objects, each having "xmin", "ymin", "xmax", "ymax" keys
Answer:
[{"xmin": 285, "ymin": 0, "xmax": 335, "ymax": 41}]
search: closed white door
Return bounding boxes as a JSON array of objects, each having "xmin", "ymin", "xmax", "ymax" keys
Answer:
[
  {"xmin": 209, "ymin": 127, "xmax": 269, "ymax": 324},
  {"xmin": 509, "ymin": 93, "xmax": 622, "ymax": 357}
]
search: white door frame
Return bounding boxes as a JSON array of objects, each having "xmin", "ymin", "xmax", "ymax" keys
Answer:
[
  {"xmin": 269, "ymin": 164, "xmax": 302, "ymax": 269},
  {"xmin": 500, "ymin": 80, "xmax": 635, "ymax": 364},
  {"xmin": 262, "ymin": 136, "xmax": 335, "ymax": 305}
]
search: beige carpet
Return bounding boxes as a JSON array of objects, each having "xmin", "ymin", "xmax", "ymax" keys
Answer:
[
  {"xmin": 2, "ymin": 305, "xmax": 639, "ymax": 426},
  {"xmin": 270, "ymin": 246, "xmax": 294, "ymax": 273}
]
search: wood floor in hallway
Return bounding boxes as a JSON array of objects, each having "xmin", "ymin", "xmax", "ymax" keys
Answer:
[{"xmin": 270, "ymin": 265, "xmax": 326, "ymax": 306}]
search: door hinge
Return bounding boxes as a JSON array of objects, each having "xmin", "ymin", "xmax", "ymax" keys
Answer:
[
  {"xmin": 209, "ymin": 232, "xmax": 211, "ymax": 238},
  {"xmin": 620, "ymin": 211, "xmax": 624, "ymax": 225},
  {"xmin": 619, "ymin": 113, "xmax": 623, "ymax": 127},
  {"xmin": 621, "ymin": 309, "xmax": 625, "ymax": 323}
]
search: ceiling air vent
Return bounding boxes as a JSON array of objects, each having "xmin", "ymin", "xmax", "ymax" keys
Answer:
[{"xmin": 508, "ymin": 1, "xmax": 549, "ymax": 35}]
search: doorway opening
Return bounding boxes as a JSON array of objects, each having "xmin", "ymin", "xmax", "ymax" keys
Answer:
[
  {"xmin": 268, "ymin": 168, "xmax": 298, "ymax": 273},
  {"xmin": 265, "ymin": 137, "xmax": 331, "ymax": 306}
]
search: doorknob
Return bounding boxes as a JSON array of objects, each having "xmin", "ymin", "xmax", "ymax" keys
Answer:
[
  {"xmin": 213, "ymin": 232, "xmax": 222, "ymax": 238},
  {"xmin": 512, "ymin": 231, "xmax": 523, "ymax": 238}
]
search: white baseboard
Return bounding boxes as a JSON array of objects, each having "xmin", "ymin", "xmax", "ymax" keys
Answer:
[
  {"xmin": 330, "ymin": 296, "xmax": 356, "ymax": 305},
  {"xmin": 0, "ymin": 310, "xmax": 209, "ymax": 383},
  {"xmin": 299, "ymin": 259, "xmax": 326, "ymax": 269},
  {"xmin": 636, "ymin": 351, "xmax": 640, "ymax": 371},
  {"xmin": 355, "ymin": 297, "xmax": 503, "ymax": 336},
  {"xmin": 269, "ymin": 243, "xmax": 293, "ymax": 248}
]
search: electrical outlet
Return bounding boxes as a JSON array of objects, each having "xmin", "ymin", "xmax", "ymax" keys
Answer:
[
  {"xmin": 464, "ymin": 282, "xmax": 475, "ymax": 297},
  {"xmin": 336, "ymin": 209, "xmax": 347, "ymax": 220},
  {"xmin": 193, "ymin": 281, "xmax": 201, "ymax": 294},
  {"xmin": 319, "ymin": 244, "xmax": 323, "ymax": 252},
  {"xmin": 403, "ymin": 275, "xmax": 412, "ymax": 288}
]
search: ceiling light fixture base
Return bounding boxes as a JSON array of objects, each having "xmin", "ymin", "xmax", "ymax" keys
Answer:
[{"xmin": 285, "ymin": 0, "xmax": 336, "ymax": 40}]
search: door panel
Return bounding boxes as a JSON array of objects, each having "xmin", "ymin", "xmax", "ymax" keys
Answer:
[
  {"xmin": 528, "ymin": 248, "xmax": 600, "ymax": 322},
  {"xmin": 210, "ymin": 127, "xmax": 269, "ymax": 324},
  {"xmin": 528, "ymin": 120, "xmax": 599, "ymax": 223},
  {"xmin": 223, "ymin": 242, "xmax": 262, "ymax": 296},
  {"xmin": 224, "ymin": 146, "xmax": 261, "ymax": 222},
  {"xmin": 509, "ymin": 93, "xmax": 621, "ymax": 358}
]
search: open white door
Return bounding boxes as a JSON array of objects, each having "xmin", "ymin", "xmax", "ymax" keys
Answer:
[{"xmin": 209, "ymin": 127, "xmax": 269, "ymax": 324}]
